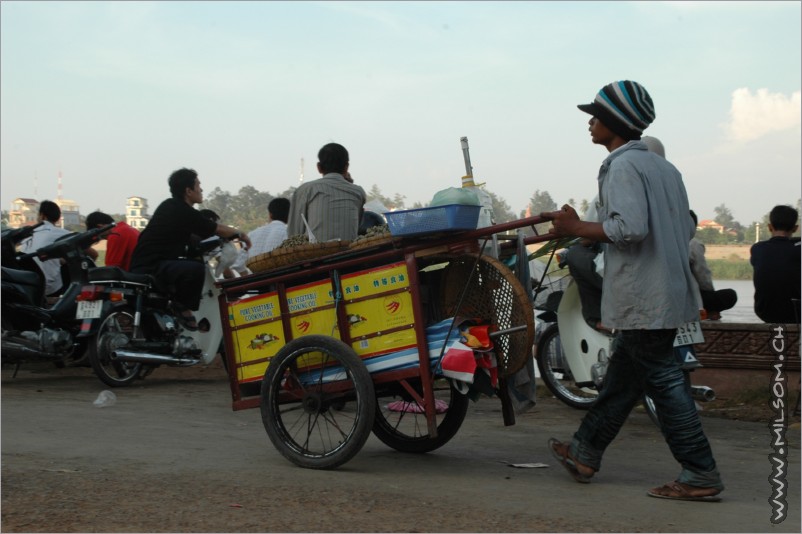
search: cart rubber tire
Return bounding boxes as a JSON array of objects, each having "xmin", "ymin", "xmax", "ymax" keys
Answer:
[
  {"xmin": 88, "ymin": 307, "xmax": 142, "ymax": 388},
  {"xmin": 260, "ymin": 335, "xmax": 375, "ymax": 470},
  {"xmin": 372, "ymin": 378, "xmax": 469, "ymax": 453},
  {"xmin": 536, "ymin": 324, "xmax": 598, "ymax": 409}
]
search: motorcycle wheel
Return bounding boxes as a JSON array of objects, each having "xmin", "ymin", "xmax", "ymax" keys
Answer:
[
  {"xmin": 372, "ymin": 377, "xmax": 469, "ymax": 453},
  {"xmin": 88, "ymin": 307, "xmax": 142, "ymax": 388},
  {"xmin": 536, "ymin": 324, "xmax": 599, "ymax": 409},
  {"xmin": 260, "ymin": 335, "xmax": 375, "ymax": 470}
]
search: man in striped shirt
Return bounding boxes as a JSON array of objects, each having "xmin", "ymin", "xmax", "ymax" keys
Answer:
[{"xmin": 287, "ymin": 143, "xmax": 366, "ymax": 242}]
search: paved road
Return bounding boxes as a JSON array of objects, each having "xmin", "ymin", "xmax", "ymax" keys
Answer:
[{"xmin": 2, "ymin": 361, "xmax": 800, "ymax": 532}]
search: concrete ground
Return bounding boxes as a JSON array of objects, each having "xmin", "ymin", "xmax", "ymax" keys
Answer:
[{"xmin": 2, "ymin": 360, "xmax": 800, "ymax": 533}]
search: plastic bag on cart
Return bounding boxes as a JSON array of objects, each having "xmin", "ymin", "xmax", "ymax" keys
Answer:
[
  {"xmin": 440, "ymin": 340, "xmax": 477, "ymax": 383},
  {"xmin": 214, "ymin": 241, "xmax": 240, "ymax": 279}
]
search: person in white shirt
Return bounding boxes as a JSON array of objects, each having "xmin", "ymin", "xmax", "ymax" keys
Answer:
[
  {"xmin": 21, "ymin": 200, "xmax": 71, "ymax": 296},
  {"xmin": 248, "ymin": 198, "xmax": 290, "ymax": 258},
  {"xmin": 223, "ymin": 198, "xmax": 291, "ymax": 278}
]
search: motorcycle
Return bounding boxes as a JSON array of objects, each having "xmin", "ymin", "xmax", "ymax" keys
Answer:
[
  {"xmin": 76, "ymin": 236, "xmax": 237, "ymax": 387},
  {"xmin": 532, "ymin": 255, "xmax": 715, "ymax": 426},
  {"xmin": 1, "ymin": 224, "xmax": 112, "ymax": 369}
]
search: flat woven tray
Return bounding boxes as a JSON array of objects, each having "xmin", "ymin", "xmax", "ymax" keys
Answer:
[
  {"xmin": 247, "ymin": 240, "xmax": 350, "ymax": 273},
  {"xmin": 348, "ymin": 232, "xmax": 398, "ymax": 251}
]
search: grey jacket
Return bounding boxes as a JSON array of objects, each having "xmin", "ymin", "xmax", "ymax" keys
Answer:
[{"xmin": 596, "ymin": 141, "xmax": 698, "ymax": 329}]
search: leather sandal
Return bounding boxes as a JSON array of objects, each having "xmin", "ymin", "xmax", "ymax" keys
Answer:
[
  {"xmin": 548, "ymin": 438, "xmax": 595, "ymax": 484},
  {"xmin": 647, "ymin": 481, "xmax": 722, "ymax": 502}
]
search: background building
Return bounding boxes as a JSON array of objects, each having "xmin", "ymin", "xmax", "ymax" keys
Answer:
[
  {"xmin": 8, "ymin": 198, "xmax": 39, "ymax": 228},
  {"xmin": 126, "ymin": 196, "xmax": 150, "ymax": 229},
  {"xmin": 55, "ymin": 198, "xmax": 81, "ymax": 228}
]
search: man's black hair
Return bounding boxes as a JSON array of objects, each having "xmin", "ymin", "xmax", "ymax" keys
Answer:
[
  {"xmin": 168, "ymin": 168, "xmax": 198, "ymax": 199},
  {"xmin": 268, "ymin": 198, "xmax": 290, "ymax": 223},
  {"xmin": 769, "ymin": 205, "xmax": 799, "ymax": 232},
  {"xmin": 317, "ymin": 143, "xmax": 349, "ymax": 174},
  {"xmin": 86, "ymin": 211, "xmax": 114, "ymax": 229},
  {"xmin": 689, "ymin": 210, "xmax": 698, "ymax": 227},
  {"xmin": 38, "ymin": 200, "xmax": 61, "ymax": 224}
]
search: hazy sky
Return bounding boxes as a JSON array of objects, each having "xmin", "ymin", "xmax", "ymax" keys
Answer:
[{"xmin": 2, "ymin": 1, "xmax": 800, "ymax": 225}]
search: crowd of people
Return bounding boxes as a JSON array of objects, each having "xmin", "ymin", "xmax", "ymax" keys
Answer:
[{"xmin": 22, "ymin": 135, "xmax": 797, "ymax": 333}]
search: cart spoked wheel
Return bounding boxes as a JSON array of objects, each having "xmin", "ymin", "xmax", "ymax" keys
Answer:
[
  {"xmin": 260, "ymin": 335, "xmax": 375, "ymax": 470},
  {"xmin": 372, "ymin": 378, "xmax": 469, "ymax": 453}
]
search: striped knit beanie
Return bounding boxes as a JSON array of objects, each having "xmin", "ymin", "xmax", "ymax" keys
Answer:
[{"xmin": 578, "ymin": 81, "xmax": 655, "ymax": 140}]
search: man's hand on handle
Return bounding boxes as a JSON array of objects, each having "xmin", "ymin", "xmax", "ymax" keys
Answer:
[
  {"xmin": 540, "ymin": 204, "xmax": 581, "ymax": 237},
  {"xmin": 540, "ymin": 204, "xmax": 610, "ymax": 243}
]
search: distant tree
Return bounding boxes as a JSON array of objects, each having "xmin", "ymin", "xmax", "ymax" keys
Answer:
[
  {"xmin": 486, "ymin": 190, "xmax": 515, "ymax": 224},
  {"xmin": 695, "ymin": 227, "xmax": 729, "ymax": 245},
  {"xmin": 711, "ymin": 203, "xmax": 746, "ymax": 242},
  {"xmin": 366, "ymin": 185, "xmax": 395, "ymax": 210},
  {"xmin": 1, "ymin": 210, "xmax": 9, "ymax": 227},
  {"xmin": 579, "ymin": 199, "xmax": 590, "ymax": 218},
  {"xmin": 713, "ymin": 204, "xmax": 733, "ymax": 226},
  {"xmin": 277, "ymin": 186, "xmax": 297, "ymax": 200},
  {"xmin": 228, "ymin": 186, "xmax": 273, "ymax": 232},
  {"xmin": 520, "ymin": 190, "xmax": 557, "ymax": 236},
  {"xmin": 391, "ymin": 193, "xmax": 407, "ymax": 210},
  {"xmin": 201, "ymin": 187, "xmax": 234, "ymax": 227}
]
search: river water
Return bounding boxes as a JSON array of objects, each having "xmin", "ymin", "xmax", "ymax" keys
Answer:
[{"xmin": 714, "ymin": 279, "xmax": 760, "ymax": 324}]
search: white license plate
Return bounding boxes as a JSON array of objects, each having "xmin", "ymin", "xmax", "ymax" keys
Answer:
[
  {"xmin": 674, "ymin": 321, "xmax": 704, "ymax": 346},
  {"xmin": 76, "ymin": 300, "xmax": 103, "ymax": 320}
]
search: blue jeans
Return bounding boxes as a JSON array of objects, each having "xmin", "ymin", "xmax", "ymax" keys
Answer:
[{"xmin": 569, "ymin": 329, "xmax": 723, "ymax": 489}]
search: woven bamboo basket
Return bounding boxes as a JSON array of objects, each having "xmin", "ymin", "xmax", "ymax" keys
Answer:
[
  {"xmin": 247, "ymin": 240, "xmax": 350, "ymax": 273},
  {"xmin": 348, "ymin": 232, "xmax": 398, "ymax": 251},
  {"xmin": 436, "ymin": 253, "xmax": 534, "ymax": 377}
]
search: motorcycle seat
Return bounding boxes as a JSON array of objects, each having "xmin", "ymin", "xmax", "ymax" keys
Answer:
[
  {"xmin": 88, "ymin": 266, "xmax": 153, "ymax": 286},
  {"xmin": 1, "ymin": 266, "xmax": 42, "ymax": 288}
]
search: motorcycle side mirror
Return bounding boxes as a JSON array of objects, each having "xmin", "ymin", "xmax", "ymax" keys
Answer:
[
  {"xmin": 75, "ymin": 223, "xmax": 116, "ymax": 250},
  {"xmin": 1, "ymin": 221, "xmax": 44, "ymax": 244}
]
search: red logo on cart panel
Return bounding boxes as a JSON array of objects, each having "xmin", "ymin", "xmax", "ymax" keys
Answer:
[
  {"xmin": 384, "ymin": 298, "xmax": 401, "ymax": 314},
  {"xmin": 297, "ymin": 320, "xmax": 311, "ymax": 333}
]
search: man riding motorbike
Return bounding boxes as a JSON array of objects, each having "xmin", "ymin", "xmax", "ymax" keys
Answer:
[{"xmin": 129, "ymin": 168, "xmax": 251, "ymax": 331}]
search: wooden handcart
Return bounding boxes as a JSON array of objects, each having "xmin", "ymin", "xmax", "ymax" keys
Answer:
[{"xmin": 216, "ymin": 214, "xmax": 554, "ymax": 469}]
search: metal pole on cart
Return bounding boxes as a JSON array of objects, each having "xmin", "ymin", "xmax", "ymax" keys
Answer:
[
  {"xmin": 459, "ymin": 137, "xmax": 495, "ymax": 231},
  {"xmin": 460, "ymin": 136, "xmax": 473, "ymax": 180}
]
